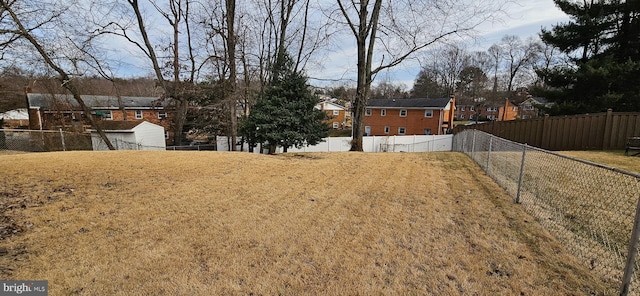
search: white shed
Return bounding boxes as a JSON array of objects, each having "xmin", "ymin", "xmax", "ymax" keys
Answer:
[{"xmin": 89, "ymin": 121, "xmax": 166, "ymax": 151}]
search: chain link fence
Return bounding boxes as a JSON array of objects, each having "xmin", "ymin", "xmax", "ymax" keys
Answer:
[
  {"xmin": 453, "ymin": 129, "xmax": 640, "ymax": 295},
  {"xmin": 0, "ymin": 129, "xmax": 92, "ymax": 152}
]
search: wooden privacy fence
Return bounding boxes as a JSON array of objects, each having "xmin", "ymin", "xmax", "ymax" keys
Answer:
[{"xmin": 454, "ymin": 109, "xmax": 640, "ymax": 150}]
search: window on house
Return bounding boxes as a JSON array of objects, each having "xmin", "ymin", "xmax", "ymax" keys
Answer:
[
  {"xmin": 487, "ymin": 107, "xmax": 497, "ymax": 112},
  {"xmin": 399, "ymin": 109, "xmax": 407, "ymax": 117},
  {"xmin": 384, "ymin": 126, "xmax": 390, "ymax": 134},
  {"xmin": 487, "ymin": 115, "xmax": 496, "ymax": 120},
  {"xmin": 424, "ymin": 110, "xmax": 433, "ymax": 118},
  {"xmin": 523, "ymin": 105, "xmax": 534, "ymax": 111},
  {"xmin": 512, "ymin": 106, "xmax": 518, "ymax": 111},
  {"xmin": 104, "ymin": 111, "xmax": 113, "ymax": 120},
  {"xmin": 460, "ymin": 114, "xmax": 465, "ymax": 119},
  {"xmin": 158, "ymin": 111, "xmax": 167, "ymax": 119},
  {"xmin": 164, "ymin": 131, "xmax": 169, "ymax": 139},
  {"xmin": 398, "ymin": 127, "xmax": 406, "ymax": 135},
  {"xmin": 364, "ymin": 126, "xmax": 371, "ymax": 136},
  {"xmin": 365, "ymin": 108, "xmax": 372, "ymax": 116},
  {"xmin": 470, "ymin": 106, "xmax": 475, "ymax": 111},
  {"xmin": 460, "ymin": 106, "xmax": 465, "ymax": 111},
  {"xmin": 333, "ymin": 110, "xmax": 339, "ymax": 116},
  {"xmin": 424, "ymin": 129, "xmax": 432, "ymax": 135},
  {"xmin": 381, "ymin": 109, "xmax": 386, "ymax": 116},
  {"xmin": 332, "ymin": 122, "xmax": 339, "ymax": 129},
  {"xmin": 135, "ymin": 110, "xmax": 143, "ymax": 119}
]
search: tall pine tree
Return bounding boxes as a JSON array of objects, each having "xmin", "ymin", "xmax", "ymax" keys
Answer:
[
  {"xmin": 536, "ymin": 0, "xmax": 640, "ymax": 114},
  {"xmin": 240, "ymin": 52, "xmax": 329, "ymax": 153}
]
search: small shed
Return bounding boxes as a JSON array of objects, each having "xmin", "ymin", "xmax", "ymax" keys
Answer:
[{"xmin": 89, "ymin": 121, "xmax": 166, "ymax": 151}]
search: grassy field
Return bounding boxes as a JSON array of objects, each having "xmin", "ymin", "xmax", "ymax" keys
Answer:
[
  {"xmin": 559, "ymin": 150, "xmax": 640, "ymax": 174},
  {"xmin": 0, "ymin": 151, "xmax": 615, "ymax": 295}
]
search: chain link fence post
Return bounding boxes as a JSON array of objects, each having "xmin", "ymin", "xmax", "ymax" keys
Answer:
[
  {"xmin": 59, "ymin": 129, "xmax": 66, "ymax": 151},
  {"xmin": 516, "ymin": 143, "xmax": 527, "ymax": 204},
  {"xmin": 471, "ymin": 129, "xmax": 476, "ymax": 156},
  {"xmin": 486, "ymin": 135, "xmax": 493, "ymax": 173},
  {"xmin": 620, "ymin": 193, "xmax": 640, "ymax": 296}
]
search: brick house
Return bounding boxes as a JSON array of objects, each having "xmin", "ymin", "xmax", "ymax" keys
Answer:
[
  {"xmin": 454, "ymin": 101, "xmax": 476, "ymax": 121},
  {"xmin": 26, "ymin": 93, "xmax": 176, "ymax": 144},
  {"xmin": 456, "ymin": 98, "xmax": 519, "ymax": 122},
  {"xmin": 315, "ymin": 100, "xmax": 351, "ymax": 129},
  {"xmin": 519, "ymin": 97, "xmax": 551, "ymax": 119},
  {"xmin": 364, "ymin": 97, "xmax": 455, "ymax": 136},
  {"xmin": 0, "ymin": 108, "xmax": 29, "ymax": 128}
]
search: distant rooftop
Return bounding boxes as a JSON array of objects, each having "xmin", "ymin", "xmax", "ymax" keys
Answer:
[
  {"xmin": 26, "ymin": 93, "xmax": 172, "ymax": 109},
  {"xmin": 367, "ymin": 98, "xmax": 451, "ymax": 108}
]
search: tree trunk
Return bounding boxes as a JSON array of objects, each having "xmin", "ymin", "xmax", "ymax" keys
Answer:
[
  {"xmin": 226, "ymin": 0, "xmax": 238, "ymax": 150},
  {"xmin": 345, "ymin": 0, "xmax": 382, "ymax": 151},
  {"xmin": 173, "ymin": 98, "xmax": 188, "ymax": 145},
  {"xmin": 0, "ymin": 1, "xmax": 115, "ymax": 149}
]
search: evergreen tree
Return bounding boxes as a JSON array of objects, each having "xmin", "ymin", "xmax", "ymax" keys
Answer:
[
  {"xmin": 536, "ymin": 0, "xmax": 640, "ymax": 114},
  {"xmin": 411, "ymin": 69, "xmax": 448, "ymax": 98},
  {"xmin": 240, "ymin": 52, "xmax": 329, "ymax": 153}
]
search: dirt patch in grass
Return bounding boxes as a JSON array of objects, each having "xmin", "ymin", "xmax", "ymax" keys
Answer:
[{"xmin": 0, "ymin": 151, "xmax": 615, "ymax": 295}]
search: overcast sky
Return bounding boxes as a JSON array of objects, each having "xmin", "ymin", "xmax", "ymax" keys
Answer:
[{"xmin": 306, "ymin": 0, "xmax": 571, "ymax": 88}]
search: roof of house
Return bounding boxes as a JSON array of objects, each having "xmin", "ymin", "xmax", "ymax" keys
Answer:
[
  {"xmin": 98, "ymin": 120, "xmax": 145, "ymax": 131},
  {"xmin": 524, "ymin": 97, "xmax": 549, "ymax": 104},
  {"xmin": 367, "ymin": 98, "xmax": 451, "ymax": 109},
  {"xmin": 88, "ymin": 120, "xmax": 163, "ymax": 132},
  {"xmin": 315, "ymin": 100, "xmax": 347, "ymax": 111},
  {"xmin": 0, "ymin": 108, "xmax": 29, "ymax": 120},
  {"xmin": 26, "ymin": 93, "xmax": 171, "ymax": 109}
]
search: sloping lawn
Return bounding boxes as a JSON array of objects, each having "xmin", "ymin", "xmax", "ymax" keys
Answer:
[{"xmin": 0, "ymin": 151, "xmax": 614, "ymax": 295}]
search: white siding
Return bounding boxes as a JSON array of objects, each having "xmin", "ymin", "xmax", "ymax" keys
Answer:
[
  {"xmin": 132, "ymin": 121, "xmax": 166, "ymax": 150},
  {"xmin": 90, "ymin": 121, "xmax": 166, "ymax": 151}
]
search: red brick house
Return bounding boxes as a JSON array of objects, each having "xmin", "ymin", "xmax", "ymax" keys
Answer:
[
  {"xmin": 454, "ymin": 100, "xmax": 477, "ymax": 121},
  {"xmin": 364, "ymin": 97, "xmax": 455, "ymax": 136},
  {"xmin": 456, "ymin": 99, "xmax": 518, "ymax": 122},
  {"xmin": 315, "ymin": 100, "xmax": 351, "ymax": 129},
  {"xmin": 26, "ymin": 93, "xmax": 176, "ymax": 144}
]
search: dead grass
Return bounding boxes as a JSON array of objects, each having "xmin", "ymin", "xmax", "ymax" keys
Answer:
[
  {"xmin": 0, "ymin": 151, "xmax": 615, "ymax": 295},
  {"xmin": 559, "ymin": 150, "xmax": 640, "ymax": 174}
]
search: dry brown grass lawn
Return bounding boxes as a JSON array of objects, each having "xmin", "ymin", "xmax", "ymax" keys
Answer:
[
  {"xmin": 559, "ymin": 150, "xmax": 640, "ymax": 174},
  {"xmin": 0, "ymin": 151, "xmax": 615, "ymax": 295}
]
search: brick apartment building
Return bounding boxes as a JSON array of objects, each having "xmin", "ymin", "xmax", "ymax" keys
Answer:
[
  {"xmin": 26, "ymin": 93, "xmax": 177, "ymax": 144},
  {"xmin": 364, "ymin": 97, "xmax": 455, "ymax": 136}
]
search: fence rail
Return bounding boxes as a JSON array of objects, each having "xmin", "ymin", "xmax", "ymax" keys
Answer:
[
  {"xmin": 453, "ymin": 130, "xmax": 640, "ymax": 295},
  {"xmin": 0, "ymin": 129, "xmax": 92, "ymax": 152}
]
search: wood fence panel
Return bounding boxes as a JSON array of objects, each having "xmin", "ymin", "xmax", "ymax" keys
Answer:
[
  {"xmin": 582, "ymin": 115, "xmax": 598, "ymax": 149},
  {"xmin": 453, "ymin": 110, "xmax": 640, "ymax": 151},
  {"xmin": 569, "ymin": 116, "xmax": 579, "ymax": 150},
  {"xmin": 594, "ymin": 114, "xmax": 607, "ymax": 149}
]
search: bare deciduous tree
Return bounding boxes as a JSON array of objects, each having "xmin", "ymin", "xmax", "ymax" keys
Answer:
[
  {"xmin": 0, "ymin": 0, "xmax": 116, "ymax": 149},
  {"xmin": 103, "ymin": 0, "xmax": 200, "ymax": 145},
  {"xmin": 498, "ymin": 35, "xmax": 542, "ymax": 92},
  {"xmin": 334, "ymin": 0, "xmax": 506, "ymax": 151}
]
